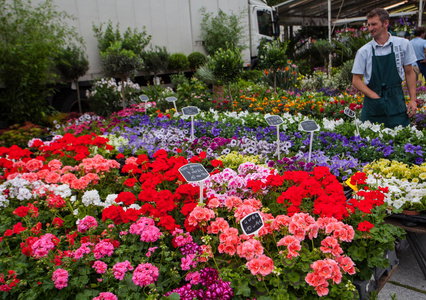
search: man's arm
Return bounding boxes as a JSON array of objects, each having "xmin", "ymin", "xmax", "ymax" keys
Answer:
[
  {"xmin": 352, "ymin": 74, "xmax": 380, "ymax": 99},
  {"xmin": 404, "ymin": 64, "xmax": 417, "ymax": 117}
]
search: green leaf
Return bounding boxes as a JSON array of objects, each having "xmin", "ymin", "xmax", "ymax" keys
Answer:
[
  {"xmin": 235, "ymin": 281, "xmax": 251, "ymax": 297},
  {"xmin": 287, "ymin": 271, "xmax": 300, "ymax": 283},
  {"xmin": 161, "ymin": 293, "xmax": 180, "ymax": 300}
]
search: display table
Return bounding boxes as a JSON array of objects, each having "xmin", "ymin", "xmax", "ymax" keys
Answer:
[{"xmin": 385, "ymin": 214, "xmax": 426, "ymax": 279}]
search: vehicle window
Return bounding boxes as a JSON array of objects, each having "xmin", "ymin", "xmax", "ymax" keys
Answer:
[{"xmin": 257, "ymin": 10, "xmax": 273, "ymax": 37}]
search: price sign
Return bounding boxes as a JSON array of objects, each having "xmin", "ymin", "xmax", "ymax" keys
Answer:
[
  {"xmin": 344, "ymin": 108, "xmax": 360, "ymax": 137},
  {"xmin": 240, "ymin": 212, "xmax": 264, "ymax": 236},
  {"xmin": 182, "ymin": 106, "xmax": 199, "ymax": 116},
  {"xmin": 139, "ymin": 95, "xmax": 149, "ymax": 102},
  {"xmin": 166, "ymin": 96, "xmax": 177, "ymax": 102},
  {"xmin": 178, "ymin": 163, "xmax": 210, "ymax": 183},
  {"xmin": 299, "ymin": 120, "xmax": 319, "ymax": 132},
  {"xmin": 265, "ymin": 115, "xmax": 284, "ymax": 126},
  {"xmin": 344, "ymin": 107, "xmax": 356, "ymax": 118}
]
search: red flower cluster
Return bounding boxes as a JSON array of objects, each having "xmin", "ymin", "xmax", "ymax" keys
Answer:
[
  {"xmin": 357, "ymin": 220, "xmax": 374, "ymax": 232},
  {"xmin": 34, "ymin": 133, "xmax": 113, "ymax": 162},
  {"xmin": 259, "ymin": 167, "xmax": 351, "ymax": 220},
  {"xmin": 348, "ymin": 189, "xmax": 386, "ymax": 214},
  {"xmin": 0, "ymin": 270, "xmax": 19, "ymax": 292}
]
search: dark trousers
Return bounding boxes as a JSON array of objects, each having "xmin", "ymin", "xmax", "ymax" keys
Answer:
[{"xmin": 418, "ymin": 60, "xmax": 426, "ymax": 80}]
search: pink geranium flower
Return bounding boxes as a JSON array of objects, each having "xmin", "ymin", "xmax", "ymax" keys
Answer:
[{"xmin": 52, "ymin": 268, "xmax": 69, "ymax": 290}]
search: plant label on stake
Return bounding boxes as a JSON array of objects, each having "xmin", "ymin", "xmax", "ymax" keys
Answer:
[
  {"xmin": 344, "ymin": 107, "xmax": 360, "ymax": 137},
  {"xmin": 178, "ymin": 163, "xmax": 210, "ymax": 203},
  {"xmin": 182, "ymin": 106, "xmax": 199, "ymax": 142},
  {"xmin": 240, "ymin": 212, "xmax": 264, "ymax": 237},
  {"xmin": 139, "ymin": 95, "xmax": 149, "ymax": 114},
  {"xmin": 265, "ymin": 115, "xmax": 284, "ymax": 160},
  {"xmin": 299, "ymin": 120, "xmax": 319, "ymax": 163},
  {"xmin": 166, "ymin": 96, "xmax": 178, "ymax": 114}
]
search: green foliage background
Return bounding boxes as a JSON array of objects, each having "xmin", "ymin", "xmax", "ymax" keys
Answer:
[{"xmin": 0, "ymin": 0, "xmax": 82, "ymax": 125}]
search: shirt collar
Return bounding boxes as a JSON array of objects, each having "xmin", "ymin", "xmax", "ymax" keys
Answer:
[{"xmin": 372, "ymin": 32, "xmax": 392, "ymax": 47}]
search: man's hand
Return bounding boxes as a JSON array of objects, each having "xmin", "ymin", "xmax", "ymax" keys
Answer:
[{"xmin": 407, "ymin": 100, "xmax": 417, "ymax": 117}]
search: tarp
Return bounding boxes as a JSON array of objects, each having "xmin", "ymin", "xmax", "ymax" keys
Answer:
[{"xmin": 274, "ymin": 0, "xmax": 424, "ymax": 26}]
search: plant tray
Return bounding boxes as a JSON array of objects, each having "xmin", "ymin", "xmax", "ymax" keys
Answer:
[{"xmin": 389, "ymin": 213, "xmax": 426, "ymax": 227}]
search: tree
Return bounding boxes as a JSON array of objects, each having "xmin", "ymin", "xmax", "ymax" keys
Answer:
[
  {"xmin": 200, "ymin": 8, "xmax": 246, "ymax": 56},
  {"xmin": 0, "ymin": 0, "xmax": 81, "ymax": 125},
  {"xmin": 141, "ymin": 46, "xmax": 170, "ymax": 81},
  {"xmin": 207, "ymin": 47, "xmax": 243, "ymax": 106},
  {"xmin": 258, "ymin": 39, "xmax": 288, "ymax": 92},
  {"xmin": 56, "ymin": 45, "xmax": 89, "ymax": 114},
  {"xmin": 93, "ymin": 21, "xmax": 150, "ymax": 110},
  {"xmin": 313, "ymin": 40, "xmax": 334, "ymax": 70}
]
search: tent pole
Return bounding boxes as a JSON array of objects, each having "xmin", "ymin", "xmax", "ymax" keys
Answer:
[
  {"xmin": 328, "ymin": 0, "xmax": 332, "ymax": 76},
  {"xmin": 419, "ymin": 0, "xmax": 424, "ymax": 26}
]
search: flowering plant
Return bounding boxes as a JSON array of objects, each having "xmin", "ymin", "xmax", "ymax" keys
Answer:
[
  {"xmin": 86, "ymin": 78, "xmax": 141, "ymax": 117},
  {"xmin": 363, "ymin": 159, "xmax": 426, "ymax": 212},
  {"xmin": 391, "ymin": 17, "xmax": 415, "ymax": 35}
]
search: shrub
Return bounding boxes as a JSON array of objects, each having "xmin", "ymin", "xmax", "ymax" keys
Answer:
[
  {"xmin": 0, "ymin": 0, "xmax": 81, "ymax": 125},
  {"xmin": 188, "ymin": 52, "xmax": 206, "ymax": 70},
  {"xmin": 86, "ymin": 78, "xmax": 141, "ymax": 117},
  {"xmin": 93, "ymin": 21, "xmax": 150, "ymax": 109},
  {"xmin": 208, "ymin": 47, "xmax": 243, "ymax": 103},
  {"xmin": 55, "ymin": 45, "xmax": 89, "ymax": 113},
  {"xmin": 0, "ymin": 122, "xmax": 47, "ymax": 148},
  {"xmin": 141, "ymin": 45, "xmax": 170, "ymax": 78},
  {"xmin": 240, "ymin": 69, "xmax": 265, "ymax": 83},
  {"xmin": 170, "ymin": 72, "xmax": 188, "ymax": 87},
  {"xmin": 200, "ymin": 8, "xmax": 246, "ymax": 56},
  {"xmin": 168, "ymin": 53, "xmax": 190, "ymax": 72},
  {"xmin": 336, "ymin": 59, "xmax": 354, "ymax": 90}
]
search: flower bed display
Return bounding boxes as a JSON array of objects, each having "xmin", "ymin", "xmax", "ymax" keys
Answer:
[{"xmin": 0, "ymin": 129, "xmax": 405, "ymax": 299}]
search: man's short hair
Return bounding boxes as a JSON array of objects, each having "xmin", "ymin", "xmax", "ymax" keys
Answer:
[
  {"xmin": 413, "ymin": 27, "xmax": 426, "ymax": 37},
  {"xmin": 366, "ymin": 8, "xmax": 389, "ymax": 23}
]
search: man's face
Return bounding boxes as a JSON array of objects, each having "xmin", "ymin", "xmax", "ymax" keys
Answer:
[{"xmin": 367, "ymin": 16, "xmax": 389, "ymax": 38}]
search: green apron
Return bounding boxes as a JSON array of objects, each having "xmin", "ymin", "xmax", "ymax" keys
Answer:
[{"xmin": 360, "ymin": 43, "xmax": 410, "ymax": 128}]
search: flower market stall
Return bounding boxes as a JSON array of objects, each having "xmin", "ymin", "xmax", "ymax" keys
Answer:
[{"xmin": 3, "ymin": 91, "xmax": 426, "ymax": 299}]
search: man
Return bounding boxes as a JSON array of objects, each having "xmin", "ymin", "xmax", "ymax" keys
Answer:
[
  {"xmin": 352, "ymin": 8, "xmax": 417, "ymax": 128},
  {"xmin": 410, "ymin": 26, "xmax": 426, "ymax": 80}
]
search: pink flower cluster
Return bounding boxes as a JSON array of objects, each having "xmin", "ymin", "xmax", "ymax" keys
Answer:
[
  {"xmin": 79, "ymin": 154, "xmax": 120, "ymax": 173},
  {"xmin": 93, "ymin": 261, "xmax": 108, "ymax": 274},
  {"xmin": 246, "ymin": 254, "xmax": 274, "ymax": 278},
  {"xmin": 233, "ymin": 198, "xmax": 262, "ymax": 222},
  {"xmin": 74, "ymin": 242, "xmax": 93, "ymax": 260},
  {"xmin": 205, "ymin": 163, "xmax": 272, "ymax": 203},
  {"xmin": 305, "ymin": 259, "xmax": 343, "ymax": 297},
  {"xmin": 60, "ymin": 172, "xmax": 100, "ymax": 190},
  {"xmin": 93, "ymin": 292, "xmax": 118, "ymax": 300},
  {"xmin": 277, "ymin": 235, "xmax": 301, "ymax": 259},
  {"xmin": 31, "ymin": 233, "xmax": 58, "ymax": 259},
  {"xmin": 132, "ymin": 263, "xmax": 159, "ymax": 287},
  {"xmin": 236, "ymin": 238, "xmax": 264, "ymax": 260},
  {"xmin": 207, "ymin": 217, "xmax": 229, "ymax": 234},
  {"xmin": 172, "ymin": 228, "xmax": 193, "ymax": 247},
  {"xmin": 129, "ymin": 217, "xmax": 162, "ymax": 242},
  {"xmin": 77, "ymin": 215, "xmax": 98, "ymax": 233},
  {"xmin": 113, "ymin": 260, "xmax": 134, "ymax": 281},
  {"xmin": 52, "ymin": 268, "xmax": 69, "ymax": 290},
  {"xmin": 218, "ymin": 228, "xmax": 241, "ymax": 256},
  {"xmin": 93, "ymin": 240, "xmax": 114, "ymax": 259},
  {"xmin": 187, "ymin": 206, "xmax": 215, "ymax": 227},
  {"xmin": 181, "ymin": 253, "xmax": 197, "ymax": 270}
]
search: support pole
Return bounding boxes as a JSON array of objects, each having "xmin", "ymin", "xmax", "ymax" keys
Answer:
[
  {"xmin": 328, "ymin": 0, "xmax": 332, "ymax": 76},
  {"xmin": 419, "ymin": 0, "xmax": 424, "ymax": 26},
  {"xmin": 277, "ymin": 126, "xmax": 280, "ymax": 160}
]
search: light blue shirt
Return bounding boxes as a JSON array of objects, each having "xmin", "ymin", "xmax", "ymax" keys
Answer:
[
  {"xmin": 352, "ymin": 33, "xmax": 417, "ymax": 84},
  {"xmin": 410, "ymin": 37, "xmax": 426, "ymax": 61}
]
